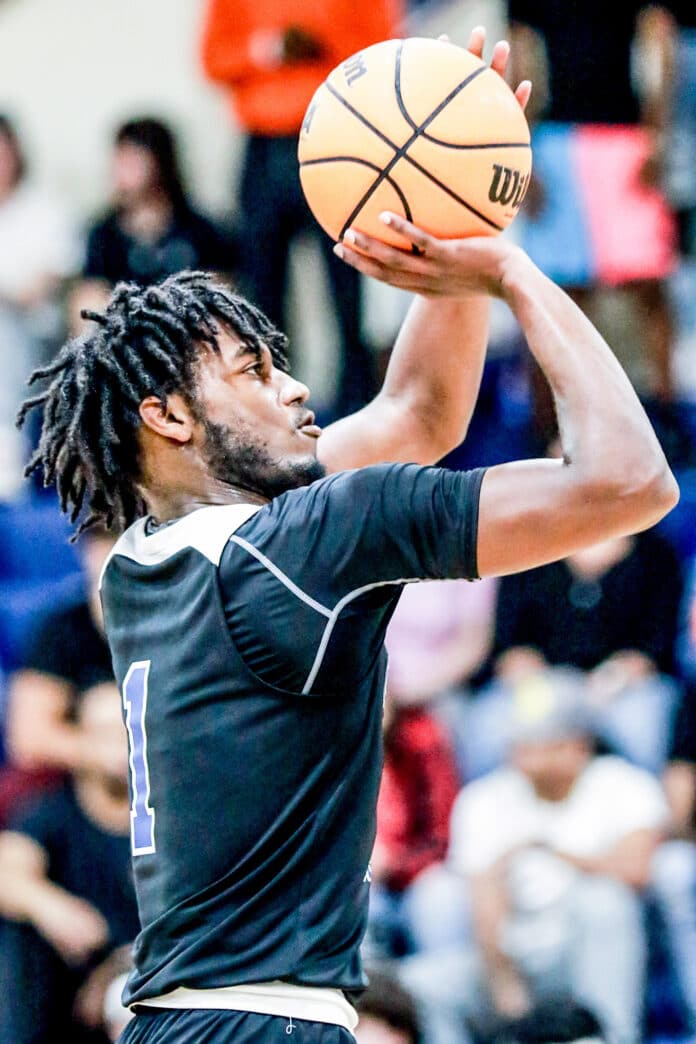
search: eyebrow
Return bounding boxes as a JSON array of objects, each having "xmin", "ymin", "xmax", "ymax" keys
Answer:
[{"xmin": 233, "ymin": 341, "xmax": 263, "ymax": 363}]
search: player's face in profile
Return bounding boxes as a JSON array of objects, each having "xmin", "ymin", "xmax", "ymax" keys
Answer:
[{"xmin": 193, "ymin": 326, "xmax": 326, "ymax": 499}]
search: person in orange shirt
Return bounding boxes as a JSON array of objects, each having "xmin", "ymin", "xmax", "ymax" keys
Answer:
[{"xmin": 201, "ymin": 0, "xmax": 403, "ymax": 416}]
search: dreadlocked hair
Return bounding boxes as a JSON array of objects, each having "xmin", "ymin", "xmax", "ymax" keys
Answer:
[{"xmin": 17, "ymin": 270, "xmax": 289, "ymax": 539}]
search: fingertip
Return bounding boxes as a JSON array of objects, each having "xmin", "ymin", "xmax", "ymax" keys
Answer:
[
  {"xmin": 333, "ymin": 243, "xmax": 344, "ymax": 258},
  {"xmin": 379, "ymin": 212, "xmax": 394, "ymax": 226}
]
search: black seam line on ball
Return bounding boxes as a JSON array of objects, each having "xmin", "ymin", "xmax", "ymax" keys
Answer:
[
  {"xmin": 325, "ymin": 82, "xmax": 402, "ymax": 152},
  {"xmin": 394, "ymin": 41, "xmax": 419, "ymax": 132},
  {"xmin": 322, "ymin": 80, "xmax": 505, "ymax": 234},
  {"xmin": 421, "ymin": 135, "xmax": 531, "ymax": 149},
  {"xmin": 299, "ymin": 157, "xmax": 414, "ymax": 224},
  {"xmin": 337, "ymin": 61, "xmax": 491, "ymax": 240}
]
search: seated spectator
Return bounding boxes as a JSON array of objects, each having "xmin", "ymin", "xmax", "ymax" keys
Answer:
[
  {"xmin": 383, "ymin": 577, "xmax": 497, "ymax": 781},
  {"xmin": 465, "ymin": 525, "xmax": 684, "ymax": 777},
  {"xmin": 71, "ymin": 117, "xmax": 236, "ymax": 331},
  {"xmin": 400, "ymin": 667, "xmax": 669, "ymax": 1044},
  {"xmin": 355, "ymin": 967, "xmax": 422, "ymax": 1044},
  {"xmin": 0, "ymin": 681, "xmax": 138, "ymax": 1043},
  {"xmin": 0, "ymin": 114, "xmax": 81, "ymax": 494},
  {"xmin": 1, "ymin": 526, "xmax": 116, "ymax": 825},
  {"xmin": 651, "ymin": 683, "xmax": 696, "ymax": 1033},
  {"xmin": 364, "ymin": 692, "xmax": 462, "ymax": 961}
]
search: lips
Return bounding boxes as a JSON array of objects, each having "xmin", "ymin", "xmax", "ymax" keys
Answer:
[{"xmin": 298, "ymin": 411, "xmax": 322, "ymax": 438}]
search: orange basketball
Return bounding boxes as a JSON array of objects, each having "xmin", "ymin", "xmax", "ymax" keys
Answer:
[{"xmin": 298, "ymin": 37, "xmax": 532, "ymax": 249}]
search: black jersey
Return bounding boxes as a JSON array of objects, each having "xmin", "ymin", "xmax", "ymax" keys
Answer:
[{"xmin": 100, "ymin": 463, "xmax": 484, "ymax": 1006}]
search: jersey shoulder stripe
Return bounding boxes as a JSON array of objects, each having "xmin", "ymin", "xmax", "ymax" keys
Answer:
[{"xmin": 99, "ymin": 503, "xmax": 261, "ymax": 587}]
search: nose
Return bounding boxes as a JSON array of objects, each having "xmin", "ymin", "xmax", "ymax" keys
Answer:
[{"xmin": 279, "ymin": 371, "xmax": 310, "ymax": 407}]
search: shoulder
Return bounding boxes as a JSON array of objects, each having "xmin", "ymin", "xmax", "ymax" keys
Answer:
[
  {"xmin": 453, "ymin": 768, "xmax": 521, "ymax": 819},
  {"xmin": 582, "ymin": 755, "xmax": 667, "ymax": 808},
  {"xmin": 101, "ymin": 502, "xmax": 263, "ymax": 585}
]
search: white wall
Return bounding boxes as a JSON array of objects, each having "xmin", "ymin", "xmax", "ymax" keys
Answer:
[{"xmin": 0, "ymin": 0, "xmax": 237, "ymax": 217}]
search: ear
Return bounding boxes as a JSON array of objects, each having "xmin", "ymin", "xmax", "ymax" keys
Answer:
[{"xmin": 139, "ymin": 393, "xmax": 193, "ymax": 444}]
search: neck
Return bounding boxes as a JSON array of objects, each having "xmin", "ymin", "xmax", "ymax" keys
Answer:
[
  {"xmin": 531, "ymin": 776, "xmax": 577, "ymax": 802},
  {"xmin": 143, "ymin": 480, "xmax": 268, "ymax": 523}
]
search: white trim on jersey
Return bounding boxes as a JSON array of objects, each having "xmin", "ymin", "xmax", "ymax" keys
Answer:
[
  {"xmin": 302, "ymin": 578, "xmax": 418, "ymax": 693},
  {"xmin": 136, "ymin": 981, "xmax": 358, "ymax": 1031},
  {"xmin": 103, "ymin": 503, "xmax": 417, "ymax": 696},
  {"xmin": 229, "ymin": 534, "xmax": 332, "ymax": 618},
  {"xmin": 99, "ymin": 503, "xmax": 261, "ymax": 589}
]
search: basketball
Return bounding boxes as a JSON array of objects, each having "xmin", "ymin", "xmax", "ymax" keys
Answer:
[{"xmin": 298, "ymin": 37, "xmax": 532, "ymax": 249}]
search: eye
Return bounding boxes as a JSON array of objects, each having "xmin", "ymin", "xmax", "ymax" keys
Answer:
[{"xmin": 245, "ymin": 359, "xmax": 265, "ymax": 376}]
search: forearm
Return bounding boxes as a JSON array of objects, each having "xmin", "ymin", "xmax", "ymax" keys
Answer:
[
  {"xmin": 470, "ymin": 871, "xmax": 524, "ymax": 990},
  {"xmin": 9, "ymin": 718, "xmax": 90, "ymax": 774},
  {"xmin": 556, "ymin": 831, "xmax": 662, "ymax": 890},
  {"xmin": 319, "ymin": 294, "xmax": 489, "ymax": 471},
  {"xmin": 379, "ymin": 293, "xmax": 490, "ymax": 458},
  {"xmin": 635, "ymin": 5, "xmax": 677, "ymax": 132},
  {"xmin": 0, "ymin": 872, "xmax": 66, "ymax": 925}
]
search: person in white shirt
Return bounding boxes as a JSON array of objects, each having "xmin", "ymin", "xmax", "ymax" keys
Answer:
[
  {"xmin": 400, "ymin": 667, "xmax": 670, "ymax": 1044},
  {"xmin": 0, "ymin": 115, "xmax": 81, "ymax": 496}
]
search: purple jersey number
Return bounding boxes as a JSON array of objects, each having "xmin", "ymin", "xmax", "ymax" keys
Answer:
[{"xmin": 122, "ymin": 660, "xmax": 156, "ymax": 855}]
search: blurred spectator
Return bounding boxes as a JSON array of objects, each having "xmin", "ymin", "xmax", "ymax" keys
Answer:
[
  {"xmin": 103, "ymin": 965, "xmax": 134, "ymax": 1042},
  {"xmin": 383, "ymin": 578, "xmax": 498, "ymax": 784},
  {"xmin": 657, "ymin": 4, "xmax": 696, "ymax": 259},
  {"xmin": 365, "ymin": 693, "xmax": 462, "ymax": 961},
  {"xmin": 400, "ymin": 667, "xmax": 669, "ymax": 1044},
  {"xmin": 0, "ymin": 114, "xmax": 81, "ymax": 495},
  {"xmin": 652, "ymin": 686, "xmax": 696, "ymax": 1034},
  {"xmin": 508, "ymin": 3, "xmax": 687, "ymax": 457},
  {"xmin": 355, "ymin": 967, "xmax": 422, "ymax": 1044},
  {"xmin": 71, "ymin": 117, "xmax": 236, "ymax": 330},
  {"xmin": 200, "ymin": 0, "xmax": 403, "ymax": 415},
  {"xmin": 0, "ymin": 681, "xmax": 137, "ymax": 1044},
  {"xmin": 1, "ymin": 527, "xmax": 116, "ymax": 825},
  {"xmin": 465, "ymin": 526, "xmax": 685, "ymax": 778},
  {"xmin": 384, "ymin": 578, "xmax": 497, "ymax": 707}
]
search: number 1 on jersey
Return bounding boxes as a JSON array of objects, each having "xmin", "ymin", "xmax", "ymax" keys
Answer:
[{"xmin": 123, "ymin": 660, "xmax": 156, "ymax": 855}]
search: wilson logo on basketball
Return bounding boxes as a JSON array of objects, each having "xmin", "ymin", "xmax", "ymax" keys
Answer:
[
  {"xmin": 343, "ymin": 52, "xmax": 368, "ymax": 87},
  {"xmin": 488, "ymin": 165, "xmax": 530, "ymax": 209}
]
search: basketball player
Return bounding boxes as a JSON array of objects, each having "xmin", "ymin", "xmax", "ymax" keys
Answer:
[{"xmin": 17, "ymin": 56, "xmax": 678, "ymax": 1044}]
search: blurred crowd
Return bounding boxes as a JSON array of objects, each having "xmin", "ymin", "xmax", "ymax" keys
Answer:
[{"xmin": 0, "ymin": 0, "xmax": 696, "ymax": 1041}]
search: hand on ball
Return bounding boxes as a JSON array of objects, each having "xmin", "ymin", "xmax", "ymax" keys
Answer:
[{"xmin": 334, "ymin": 212, "xmax": 522, "ymax": 299}]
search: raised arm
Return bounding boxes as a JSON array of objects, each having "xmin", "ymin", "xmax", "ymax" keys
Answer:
[
  {"xmin": 317, "ymin": 29, "xmax": 532, "ymax": 472},
  {"xmin": 333, "ymin": 215, "xmax": 679, "ymax": 577}
]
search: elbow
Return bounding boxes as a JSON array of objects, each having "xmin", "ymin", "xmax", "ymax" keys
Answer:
[
  {"xmin": 626, "ymin": 459, "xmax": 680, "ymax": 527},
  {"xmin": 582, "ymin": 456, "xmax": 680, "ymax": 533}
]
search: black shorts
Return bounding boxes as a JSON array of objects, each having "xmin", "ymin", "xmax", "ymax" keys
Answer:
[{"xmin": 118, "ymin": 1008, "xmax": 356, "ymax": 1044}]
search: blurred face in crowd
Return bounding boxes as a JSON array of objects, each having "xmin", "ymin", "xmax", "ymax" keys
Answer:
[
  {"xmin": 0, "ymin": 128, "xmax": 22, "ymax": 200},
  {"xmin": 77, "ymin": 682, "xmax": 129, "ymax": 791},
  {"xmin": 355, "ymin": 1015, "xmax": 415, "ymax": 1044},
  {"xmin": 511, "ymin": 735, "xmax": 592, "ymax": 801},
  {"xmin": 79, "ymin": 530, "xmax": 117, "ymax": 634},
  {"xmin": 112, "ymin": 140, "xmax": 162, "ymax": 208}
]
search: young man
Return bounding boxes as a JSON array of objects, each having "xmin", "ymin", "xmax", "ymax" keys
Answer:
[{"xmin": 18, "ymin": 48, "xmax": 678, "ymax": 1044}]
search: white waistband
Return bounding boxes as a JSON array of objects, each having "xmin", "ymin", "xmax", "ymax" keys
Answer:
[{"xmin": 134, "ymin": 981, "xmax": 358, "ymax": 1032}]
